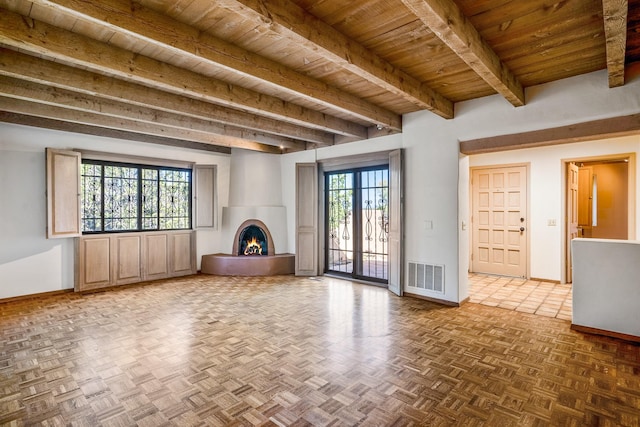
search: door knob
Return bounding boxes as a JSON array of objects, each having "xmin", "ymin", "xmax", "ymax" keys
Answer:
[{"xmin": 520, "ymin": 226, "xmax": 525, "ymax": 232}]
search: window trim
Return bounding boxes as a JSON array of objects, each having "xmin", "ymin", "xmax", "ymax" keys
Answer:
[{"xmin": 79, "ymin": 149, "xmax": 193, "ymax": 170}]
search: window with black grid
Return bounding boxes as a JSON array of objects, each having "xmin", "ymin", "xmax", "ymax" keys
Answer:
[{"xmin": 80, "ymin": 160, "xmax": 191, "ymax": 233}]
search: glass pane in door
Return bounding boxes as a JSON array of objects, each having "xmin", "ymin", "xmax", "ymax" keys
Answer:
[
  {"xmin": 327, "ymin": 172, "xmax": 353, "ymax": 274},
  {"xmin": 359, "ymin": 168, "xmax": 389, "ymax": 280}
]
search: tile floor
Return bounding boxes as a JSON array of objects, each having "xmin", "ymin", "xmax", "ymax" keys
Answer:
[{"xmin": 468, "ymin": 273, "xmax": 573, "ymax": 320}]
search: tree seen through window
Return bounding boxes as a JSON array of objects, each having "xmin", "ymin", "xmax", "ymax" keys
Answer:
[{"xmin": 80, "ymin": 160, "xmax": 191, "ymax": 233}]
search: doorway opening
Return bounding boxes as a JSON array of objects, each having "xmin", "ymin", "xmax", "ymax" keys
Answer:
[
  {"xmin": 565, "ymin": 154, "xmax": 636, "ymax": 282},
  {"xmin": 325, "ymin": 166, "xmax": 389, "ymax": 284}
]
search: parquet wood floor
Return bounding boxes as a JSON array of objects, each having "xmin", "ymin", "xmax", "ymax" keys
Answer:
[{"xmin": 1, "ymin": 275, "xmax": 639, "ymax": 426}]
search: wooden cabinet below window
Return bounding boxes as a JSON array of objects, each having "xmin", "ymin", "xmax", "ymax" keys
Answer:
[{"xmin": 76, "ymin": 230, "xmax": 196, "ymax": 292}]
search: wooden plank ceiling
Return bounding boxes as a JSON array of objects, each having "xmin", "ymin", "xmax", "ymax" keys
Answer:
[{"xmin": 0, "ymin": 0, "xmax": 637, "ymax": 154}]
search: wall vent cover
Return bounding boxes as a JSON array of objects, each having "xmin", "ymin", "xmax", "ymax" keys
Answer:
[{"xmin": 407, "ymin": 262, "xmax": 444, "ymax": 293}]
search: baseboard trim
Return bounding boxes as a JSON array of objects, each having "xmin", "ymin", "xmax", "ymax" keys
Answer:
[
  {"xmin": 571, "ymin": 323, "xmax": 640, "ymax": 343},
  {"xmin": 0, "ymin": 288, "xmax": 73, "ymax": 304},
  {"xmin": 530, "ymin": 277, "xmax": 561, "ymax": 284},
  {"xmin": 404, "ymin": 292, "xmax": 461, "ymax": 307}
]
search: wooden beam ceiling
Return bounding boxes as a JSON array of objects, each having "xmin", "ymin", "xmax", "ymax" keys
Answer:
[
  {"xmin": 0, "ymin": 8, "xmax": 364, "ymax": 139},
  {"xmin": 215, "ymin": 0, "xmax": 455, "ymax": 119},
  {"xmin": 0, "ymin": 0, "xmax": 630, "ymax": 154},
  {"xmin": 602, "ymin": 0, "xmax": 629, "ymax": 87},
  {"xmin": 0, "ymin": 49, "xmax": 335, "ymax": 146},
  {"xmin": 0, "ymin": 76, "xmax": 302, "ymax": 151},
  {"xmin": 0, "ymin": 95, "xmax": 286, "ymax": 153},
  {"xmin": 0, "ymin": 111, "xmax": 234, "ymax": 154},
  {"xmin": 400, "ymin": 0, "xmax": 525, "ymax": 107},
  {"xmin": 29, "ymin": 0, "xmax": 402, "ymax": 132}
]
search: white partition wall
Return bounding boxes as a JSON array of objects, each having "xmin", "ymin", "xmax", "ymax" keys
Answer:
[{"xmin": 572, "ymin": 238, "xmax": 640, "ymax": 340}]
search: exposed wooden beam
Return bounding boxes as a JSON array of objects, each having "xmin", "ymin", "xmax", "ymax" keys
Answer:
[
  {"xmin": 0, "ymin": 96, "xmax": 285, "ymax": 154},
  {"xmin": 217, "ymin": 0, "xmax": 454, "ymax": 119},
  {"xmin": 400, "ymin": 0, "xmax": 525, "ymax": 107},
  {"xmin": 0, "ymin": 112, "xmax": 233, "ymax": 155},
  {"xmin": 0, "ymin": 49, "xmax": 335, "ymax": 146},
  {"xmin": 460, "ymin": 113, "xmax": 640, "ymax": 154},
  {"xmin": 602, "ymin": 0, "xmax": 629, "ymax": 87},
  {"xmin": 0, "ymin": 76, "xmax": 305, "ymax": 150},
  {"xmin": 30, "ymin": 0, "xmax": 402, "ymax": 131},
  {"xmin": 0, "ymin": 8, "xmax": 365, "ymax": 138}
]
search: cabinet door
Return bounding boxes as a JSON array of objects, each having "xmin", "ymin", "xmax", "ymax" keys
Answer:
[
  {"xmin": 77, "ymin": 236, "xmax": 111, "ymax": 291},
  {"xmin": 171, "ymin": 231, "xmax": 196, "ymax": 275},
  {"xmin": 46, "ymin": 148, "xmax": 81, "ymax": 238},
  {"xmin": 145, "ymin": 234, "xmax": 169, "ymax": 280},
  {"xmin": 115, "ymin": 235, "xmax": 143, "ymax": 285}
]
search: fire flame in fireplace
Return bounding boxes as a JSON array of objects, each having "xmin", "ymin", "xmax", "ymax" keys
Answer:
[{"xmin": 244, "ymin": 236, "xmax": 263, "ymax": 255}]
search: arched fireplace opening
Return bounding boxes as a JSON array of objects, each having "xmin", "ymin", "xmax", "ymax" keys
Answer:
[
  {"xmin": 238, "ymin": 225, "xmax": 268, "ymax": 255},
  {"xmin": 231, "ymin": 219, "xmax": 275, "ymax": 257}
]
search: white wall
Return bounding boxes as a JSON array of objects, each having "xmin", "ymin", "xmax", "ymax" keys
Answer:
[
  {"xmin": 280, "ymin": 69, "xmax": 640, "ymax": 304},
  {"xmin": 2, "ymin": 69, "xmax": 639, "ymax": 302},
  {"xmin": 572, "ymin": 238, "xmax": 640, "ymax": 338},
  {"xmin": 228, "ymin": 149, "xmax": 283, "ymax": 206},
  {"xmin": 0, "ymin": 123, "xmax": 231, "ymax": 299},
  {"xmin": 454, "ymin": 69, "xmax": 639, "ymax": 300},
  {"xmin": 468, "ymin": 135, "xmax": 640, "ymax": 282}
]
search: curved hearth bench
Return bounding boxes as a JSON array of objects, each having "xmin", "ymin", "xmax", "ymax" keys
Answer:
[{"xmin": 201, "ymin": 253, "xmax": 295, "ymax": 276}]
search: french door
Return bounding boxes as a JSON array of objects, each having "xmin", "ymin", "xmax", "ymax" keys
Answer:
[{"xmin": 325, "ymin": 166, "xmax": 389, "ymax": 283}]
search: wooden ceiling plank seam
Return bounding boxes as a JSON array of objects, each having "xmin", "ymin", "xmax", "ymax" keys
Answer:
[
  {"xmin": 214, "ymin": 0, "xmax": 454, "ymax": 119},
  {"xmin": 29, "ymin": 0, "xmax": 402, "ymax": 131},
  {"xmin": 0, "ymin": 75, "xmax": 306, "ymax": 150},
  {"xmin": 0, "ymin": 48, "xmax": 334, "ymax": 145},
  {"xmin": 602, "ymin": 0, "xmax": 628, "ymax": 87},
  {"xmin": 504, "ymin": 39, "xmax": 607, "ymax": 72},
  {"xmin": 496, "ymin": 26, "xmax": 606, "ymax": 63},
  {"xmin": 482, "ymin": 10, "xmax": 604, "ymax": 50},
  {"xmin": 400, "ymin": 0, "xmax": 525, "ymax": 107},
  {"xmin": 514, "ymin": 49, "xmax": 607, "ymax": 86},
  {"xmin": 463, "ymin": 0, "xmax": 598, "ymax": 36},
  {"xmin": 0, "ymin": 95, "xmax": 284, "ymax": 154},
  {"xmin": 0, "ymin": 7, "xmax": 367, "ymax": 138}
]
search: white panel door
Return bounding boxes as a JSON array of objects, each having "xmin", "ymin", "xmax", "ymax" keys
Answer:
[{"xmin": 472, "ymin": 166, "xmax": 528, "ymax": 277}]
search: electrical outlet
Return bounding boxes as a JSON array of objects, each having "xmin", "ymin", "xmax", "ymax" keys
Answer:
[{"xmin": 547, "ymin": 219, "xmax": 556, "ymax": 226}]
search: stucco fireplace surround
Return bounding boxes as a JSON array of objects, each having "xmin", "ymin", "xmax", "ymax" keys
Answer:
[{"xmin": 201, "ymin": 218, "xmax": 295, "ymax": 276}]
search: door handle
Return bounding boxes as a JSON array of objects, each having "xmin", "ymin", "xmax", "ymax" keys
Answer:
[{"xmin": 520, "ymin": 227, "xmax": 525, "ymax": 232}]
